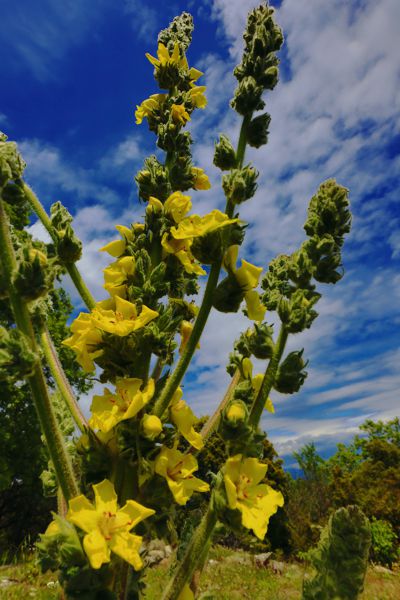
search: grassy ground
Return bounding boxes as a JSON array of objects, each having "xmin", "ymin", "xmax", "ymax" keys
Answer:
[{"xmin": 1, "ymin": 546, "xmax": 399, "ymax": 599}]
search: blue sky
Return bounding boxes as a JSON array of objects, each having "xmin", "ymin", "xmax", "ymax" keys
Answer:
[{"xmin": 2, "ymin": 0, "xmax": 399, "ymax": 467}]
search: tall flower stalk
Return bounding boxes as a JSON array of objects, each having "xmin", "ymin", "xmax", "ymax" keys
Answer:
[{"xmin": 0, "ymin": 4, "xmax": 355, "ymax": 600}]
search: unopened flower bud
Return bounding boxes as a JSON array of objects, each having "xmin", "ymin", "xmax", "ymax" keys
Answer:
[
  {"xmin": 247, "ymin": 113, "xmax": 271, "ymax": 148},
  {"xmin": 141, "ymin": 414, "xmax": 163, "ymax": 440},
  {"xmin": 222, "ymin": 166, "xmax": 258, "ymax": 205},
  {"xmin": 213, "ymin": 135, "xmax": 237, "ymax": 171},
  {"xmin": 231, "ymin": 77, "xmax": 265, "ymax": 115},
  {"xmin": 225, "ymin": 401, "xmax": 248, "ymax": 426},
  {"xmin": 274, "ymin": 350, "xmax": 308, "ymax": 394}
]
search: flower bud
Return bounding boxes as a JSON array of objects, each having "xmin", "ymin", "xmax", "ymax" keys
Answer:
[
  {"xmin": 57, "ymin": 223, "xmax": 83, "ymax": 263},
  {"xmin": 212, "ymin": 276, "xmax": 245, "ymax": 313},
  {"xmin": 231, "ymin": 76, "xmax": 265, "ymax": 115},
  {"xmin": 274, "ymin": 350, "xmax": 308, "ymax": 394},
  {"xmin": 248, "ymin": 323, "xmax": 275, "ymax": 359},
  {"xmin": 225, "ymin": 401, "xmax": 248, "ymax": 426},
  {"xmin": 247, "ymin": 113, "xmax": 271, "ymax": 148},
  {"xmin": 141, "ymin": 414, "xmax": 163, "ymax": 440},
  {"xmin": 0, "ymin": 133, "xmax": 26, "ymax": 186},
  {"xmin": 213, "ymin": 135, "xmax": 237, "ymax": 171},
  {"xmin": 222, "ymin": 166, "xmax": 258, "ymax": 205}
]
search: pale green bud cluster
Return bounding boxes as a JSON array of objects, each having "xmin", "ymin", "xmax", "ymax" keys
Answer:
[
  {"xmin": 0, "ymin": 326, "xmax": 37, "ymax": 380},
  {"xmin": 303, "ymin": 506, "xmax": 371, "ymax": 600},
  {"xmin": 231, "ymin": 3, "xmax": 283, "ymax": 118},
  {"xmin": 50, "ymin": 201, "xmax": 82, "ymax": 263},
  {"xmin": 0, "ymin": 132, "xmax": 26, "ymax": 187}
]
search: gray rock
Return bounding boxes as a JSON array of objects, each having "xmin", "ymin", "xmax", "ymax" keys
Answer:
[{"xmin": 254, "ymin": 552, "xmax": 273, "ymax": 567}]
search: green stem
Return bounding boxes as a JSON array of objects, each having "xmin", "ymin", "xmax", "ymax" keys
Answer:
[
  {"xmin": 197, "ymin": 369, "xmax": 241, "ymax": 447},
  {"xmin": 161, "ymin": 504, "xmax": 218, "ymax": 600},
  {"xmin": 39, "ymin": 326, "xmax": 88, "ymax": 433},
  {"xmin": 22, "ymin": 182, "xmax": 96, "ymax": 311},
  {"xmin": 236, "ymin": 113, "xmax": 252, "ymax": 169},
  {"xmin": 0, "ymin": 197, "xmax": 79, "ymax": 500},
  {"xmin": 152, "ymin": 261, "xmax": 221, "ymax": 417},
  {"xmin": 248, "ymin": 325, "xmax": 288, "ymax": 427}
]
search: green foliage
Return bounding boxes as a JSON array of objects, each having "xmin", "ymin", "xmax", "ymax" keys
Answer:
[
  {"xmin": 302, "ymin": 506, "xmax": 371, "ymax": 600},
  {"xmin": 369, "ymin": 518, "xmax": 399, "ymax": 567}
]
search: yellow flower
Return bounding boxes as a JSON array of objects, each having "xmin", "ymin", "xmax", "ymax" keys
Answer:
[
  {"xmin": 188, "ymin": 86, "xmax": 207, "ymax": 109},
  {"xmin": 170, "ymin": 210, "xmax": 237, "ymax": 240},
  {"xmin": 171, "ymin": 104, "xmax": 190, "ymax": 125},
  {"xmin": 63, "ymin": 313, "xmax": 103, "ymax": 372},
  {"xmin": 179, "ymin": 320, "xmax": 200, "ymax": 354},
  {"xmin": 141, "ymin": 414, "xmax": 163, "ymax": 440},
  {"xmin": 135, "ymin": 93, "xmax": 167, "ymax": 125},
  {"xmin": 91, "ymin": 296, "xmax": 158, "ymax": 336},
  {"xmin": 161, "ymin": 235, "xmax": 206, "ymax": 276},
  {"xmin": 223, "ymin": 245, "xmax": 266, "ymax": 322},
  {"xmin": 164, "ymin": 191, "xmax": 192, "ymax": 223},
  {"xmin": 89, "ymin": 378, "xmax": 155, "ymax": 433},
  {"xmin": 154, "ymin": 446, "xmax": 209, "ymax": 505},
  {"xmin": 146, "ymin": 42, "xmax": 181, "ymax": 69},
  {"xmin": 100, "ymin": 225, "xmax": 134, "ymax": 258},
  {"xmin": 170, "ymin": 388, "xmax": 203, "ymax": 450},
  {"xmin": 223, "ymin": 455, "xmax": 284, "ymax": 540},
  {"xmin": 103, "ymin": 256, "xmax": 136, "ymax": 298},
  {"xmin": 146, "ymin": 196, "xmax": 164, "ymax": 215},
  {"xmin": 191, "ymin": 167, "xmax": 211, "ymax": 190},
  {"xmin": 67, "ymin": 479, "xmax": 155, "ymax": 570}
]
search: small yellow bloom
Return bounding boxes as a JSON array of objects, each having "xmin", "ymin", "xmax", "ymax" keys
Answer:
[
  {"xmin": 146, "ymin": 196, "xmax": 164, "ymax": 215},
  {"xmin": 161, "ymin": 235, "xmax": 206, "ymax": 276},
  {"xmin": 135, "ymin": 93, "xmax": 167, "ymax": 125},
  {"xmin": 67, "ymin": 479, "xmax": 155, "ymax": 570},
  {"xmin": 89, "ymin": 378, "xmax": 155, "ymax": 433},
  {"xmin": 154, "ymin": 446, "xmax": 209, "ymax": 505},
  {"xmin": 188, "ymin": 67, "xmax": 203, "ymax": 82},
  {"xmin": 103, "ymin": 256, "xmax": 136, "ymax": 298},
  {"xmin": 63, "ymin": 313, "xmax": 103, "ymax": 372},
  {"xmin": 223, "ymin": 455, "xmax": 284, "ymax": 539},
  {"xmin": 141, "ymin": 414, "xmax": 163, "ymax": 440},
  {"xmin": 226, "ymin": 401, "xmax": 247, "ymax": 424},
  {"xmin": 91, "ymin": 296, "xmax": 158, "ymax": 336},
  {"xmin": 171, "ymin": 104, "xmax": 191, "ymax": 125},
  {"xmin": 170, "ymin": 210, "xmax": 237, "ymax": 240},
  {"xmin": 252, "ymin": 373, "xmax": 264, "ymax": 395},
  {"xmin": 146, "ymin": 42, "xmax": 181, "ymax": 69},
  {"xmin": 164, "ymin": 191, "xmax": 192, "ymax": 223},
  {"xmin": 191, "ymin": 167, "xmax": 211, "ymax": 190},
  {"xmin": 223, "ymin": 246, "xmax": 266, "ymax": 322},
  {"xmin": 100, "ymin": 225, "xmax": 134, "ymax": 258},
  {"xmin": 170, "ymin": 388, "xmax": 203, "ymax": 450},
  {"xmin": 179, "ymin": 320, "xmax": 200, "ymax": 354},
  {"xmin": 188, "ymin": 86, "xmax": 207, "ymax": 109}
]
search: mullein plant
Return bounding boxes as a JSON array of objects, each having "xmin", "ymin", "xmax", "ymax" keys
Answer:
[{"xmin": 0, "ymin": 4, "xmax": 355, "ymax": 599}]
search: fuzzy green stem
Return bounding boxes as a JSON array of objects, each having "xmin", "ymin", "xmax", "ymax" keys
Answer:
[
  {"xmin": 22, "ymin": 182, "xmax": 96, "ymax": 310},
  {"xmin": 152, "ymin": 261, "xmax": 221, "ymax": 417},
  {"xmin": 236, "ymin": 113, "xmax": 252, "ymax": 169},
  {"xmin": 0, "ymin": 197, "xmax": 79, "ymax": 500},
  {"xmin": 40, "ymin": 326, "xmax": 88, "ymax": 433},
  {"xmin": 198, "ymin": 369, "xmax": 241, "ymax": 446},
  {"xmin": 248, "ymin": 325, "xmax": 288, "ymax": 427},
  {"xmin": 161, "ymin": 504, "xmax": 218, "ymax": 600}
]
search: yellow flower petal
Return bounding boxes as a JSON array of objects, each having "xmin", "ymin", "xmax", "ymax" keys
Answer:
[
  {"xmin": 93, "ymin": 479, "xmax": 118, "ymax": 514},
  {"xmin": 118, "ymin": 500, "xmax": 155, "ymax": 530},
  {"xmin": 83, "ymin": 529, "xmax": 111, "ymax": 569},
  {"xmin": 235, "ymin": 260, "xmax": 263, "ymax": 290},
  {"xmin": 67, "ymin": 495, "xmax": 99, "ymax": 533},
  {"xmin": 100, "ymin": 239, "xmax": 126, "ymax": 257},
  {"xmin": 244, "ymin": 290, "xmax": 266, "ymax": 321},
  {"xmin": 265, "ymin": 397, "xmax": 275, "ymax": 413},
  {"xmin": 170, "ymin": 388, "xmax": 204, "ymax": 450},
  {"xmin": 191, "ymin": 167, "xmax": 211, "ymax": 190},
  {"xmin": 154, "ymin": 447, "xmax": 209, "ymax": 505},
  {"xmin": 171, "ymin": 210, "xmax": 237, "ymax": 240},
  {"xmin": 109, "ymin": 531, "xmax": 143, "ymax": 570}
]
